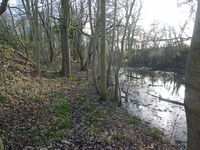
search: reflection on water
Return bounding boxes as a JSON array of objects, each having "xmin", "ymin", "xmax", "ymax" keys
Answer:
[{"xmin": 120, "ymin": 68, "xmax": 186, "ymax": 149}]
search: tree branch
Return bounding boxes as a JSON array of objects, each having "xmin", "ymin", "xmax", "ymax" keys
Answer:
[{"xmin": 70, "ymin": 26, "xmax": 92, "ymax": 38}]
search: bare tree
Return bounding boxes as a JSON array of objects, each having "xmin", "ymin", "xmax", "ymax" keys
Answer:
[
  {"xmin": 88, "ymin": 0, "xmax": 100, "ymax": 94},
  {"xmin": 113, "ymin": 0, "xmax": 136, "ymax": 103}
]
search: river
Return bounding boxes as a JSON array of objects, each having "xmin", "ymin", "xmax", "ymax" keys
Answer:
[{"xmin": 120, "ymin": 68, "xmax": 186, "ymax": 149}]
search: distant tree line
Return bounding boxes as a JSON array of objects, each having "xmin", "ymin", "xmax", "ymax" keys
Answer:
[{"xmin": 128, "ymin": 45, "xmax": 189, "ymax": 73}]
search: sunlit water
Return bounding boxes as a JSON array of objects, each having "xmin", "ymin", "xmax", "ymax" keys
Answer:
[{"xmin": 120, "ymin": 69, "xmax": 187, "ymax": 149}]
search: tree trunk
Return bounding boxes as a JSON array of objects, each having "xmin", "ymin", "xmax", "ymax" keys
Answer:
[
  {"xmin": 0, "ymin": 0, "xmax": 8, "ymax": 16},
  {"xmin": 61, "ymin": 0, "xmax": 71, "ymax": 77},
  {"xmin": 31, "ymin": 0, "xmax": 40, "ymax": 73},
  {"xmin": 114, "ymin": 72, "xmax": 120, "ymax": 103},
  {"xmin": 88, "ymin": 0, "xmax": 100, "ymax": 94},
  {"xmin": 0, "ymin": 138, "xmax": 3, "ymax": 150},
  {"xmin": 185, "ymin": 1, "xmax": 200, "ymax": 150},
  {"xmin": 100, "ymin": 0, "xmax": 107, "ymax": 100}
]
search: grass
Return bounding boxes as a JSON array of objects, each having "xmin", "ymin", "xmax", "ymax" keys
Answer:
[
  {"xmin": 75, "ymin": 93, "xmax": 86, "ymax": 106},
  {"xmin": 130, "ymin": 116, "xmax": 141, "ymax": 125},
  {"xmin": 33, "ymin": 95, "xmax": 46, "ymax": 101},
  {"xmin": 112, "ymin": 133, "xmax": 130, "ymax": 141},
  {"xmin": 145, "ymin": 127, "xmax": 163, "ymax": 139},
  {"xmin": 75, "ymin": 93, "xmax": 105, "ymax": 128},
  {"xmin": 0, "ymin": 93, "xmax": 11, "ymax": 104},
  {"xmin": 99, "ymin": 95, "xmax": 107, "ymax": 101},
  {"xmin": 68, "ymin": 74, "xmax": 77, "ymax": 81},
  {"xmin": 83, "ymin": 106, "xmax": 104, "ymax": 127},
  {"xmin": 93, "ymin": 107, "xmax": 104, "ymax": 118},
  {"xmin": 35, "ymin": 96, "xmax": 71, "ymax": 145},
  {"xmin": 53, "ymin": 96, "xmax": 71, "ymax": 129}
]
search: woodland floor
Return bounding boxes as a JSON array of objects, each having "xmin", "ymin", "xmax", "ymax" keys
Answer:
[{"xmin": 0, "ymin": 64, "xmax": 178, "ymax": 150}]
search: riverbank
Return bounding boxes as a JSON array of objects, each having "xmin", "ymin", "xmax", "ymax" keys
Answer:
[{"xmin": 0, "ymin": 67, "xmax": 178, "ymax": 149}]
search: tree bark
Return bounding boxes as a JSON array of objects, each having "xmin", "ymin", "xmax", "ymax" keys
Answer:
[
  {"xmin": 100, "ymin": 0, "xmax": 107, "ymax": 100},
  {"xmin": 185, "ymin": 1, "xmax": 200, "ymax": 150},
  {"xmin": 0, "ymin": 0, "xmax": 8, "ymax": 16},
  {"xmin": 88, "ymin": 0, "xmax": 100, "ymax": 94},
  {"xmin": 31, "ymin": 0, "xmax": 40, "ymax": 72},
  {"xmin": 61, "ymin": 0, "xmax": 71, "ymax": 77}
]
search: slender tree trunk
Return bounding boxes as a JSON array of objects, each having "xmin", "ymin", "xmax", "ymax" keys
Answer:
[
  {"xmin": 47, "ymin": 0, "xmax": 54, "ymax": 63},
  {"xmin": 100, "ymin": 0, "xmax": 107, "ymax": 100},
  {"xmin": 88, "ymin": 0, "xmax": 100, "ymax": 94},
  {"xmin": 22, "ymin": 0, "xmax": 34, "ymax": 44},
  {"xmin": 32, "ymin": 0, "xmax": 41, "ymax": 73},
  {"xmin": 38, "ymin": 12, "xmax": 54, "ymax": 63},
  {"xmin": 61, "ymin": 0, "xmax": 71, "ymax": 77},
  {"xmin": 185, "ymin": 1, "xmax": 200, "ymax": 150},
  {"xmin": 106, "ymin": 0, "xmax": 117, "ymax": 88},
  {"xmin": 114, "ymin": 0, "xmax": 135, "ymax": 103},
  {"xmin": 111, "ymin": 0, "xmax": 118, "ymax": 101},
  {"xmin": 114, "ymin": 72, "xmax": 120, "ymax": 103}
]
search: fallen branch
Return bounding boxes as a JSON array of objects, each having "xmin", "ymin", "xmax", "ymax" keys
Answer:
[
  {"xmin": 148, "ymin": 84, "xmax": 163, "ymax": 87},
  {"xmin": 125, "ymin": 74, "xmax": 140, "ymax": 79},
  {"xmin": 149, "ymin": 94, "xmax": 184, "ymax": 106}
]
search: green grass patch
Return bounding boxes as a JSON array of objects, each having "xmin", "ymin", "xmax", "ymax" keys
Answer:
[
  {"xmin": 39, "ymin": 96, "xmax": 71, "ymax": 142},
  {"xmin": 53, "ymin": 96, "xmax": 71, "ymax": 129},
  {"xmin": 33, "ymin": 95, "xmax": 46, "ymax": 101},
  {"xmin": 83, "ymin": 107, "xmax": 104, "ymax": 127},
  {"xmin": 99, "ymin": 95, "xmax": 107, "ymax": 102},
  {"xmin": 112, "ymin": 133, "xmax": 130, "ymax": 141},
  {"xmin": 68, "ymin": 74, "xmax": 77, "ymax": 81},
  {"xmin": 0, "ymin": 92, "xmax": 12, "ymax": 104},
  {"xmin": 75, "ymin": 93, "xmax": 85, "ymax": 105},
  {"xmin": 145, "ymin": 127, "xmax": 163, "ymax": 139},
  {"xmin": 92, "ymin": 107, "xmax": 104, "ymax": 118},
  {"xmin": 130, "ymin": 116, "xmax": 141, "ymax": 125},
  {"xmin": 89, "ymin": 126, "xmax": 105, "ymax": 134}
]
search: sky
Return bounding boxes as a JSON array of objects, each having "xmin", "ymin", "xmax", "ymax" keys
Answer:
[
  {"xmin": 6, "ymin": 0, "xmax": 196, "ymax": 36},
  {"xmin": 140, "ymin": 0, "xmax": 195, "ymax": 36}
]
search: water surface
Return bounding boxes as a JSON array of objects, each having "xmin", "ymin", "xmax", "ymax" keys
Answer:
[{"xmin": 120, "ymin": 68, "xmax": 186, "ymax": 148}]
